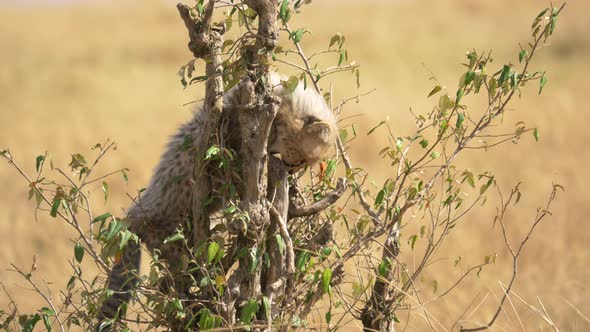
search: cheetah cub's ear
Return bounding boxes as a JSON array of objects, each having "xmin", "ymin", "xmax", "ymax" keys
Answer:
[
  {"xmin": 303, "ymin": 116, "xmax": 334, "ymax": 143},
  {"xmin": 299, "ymin": 115, "xmax": 337, "ymax": 163}
]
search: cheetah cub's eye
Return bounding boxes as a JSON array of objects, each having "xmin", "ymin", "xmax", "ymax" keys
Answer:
[
  {"xmin": 304, "ymin": 116, "xmax": 320, "ymax": 126},
  {"xmin": 283, "ymin": 159, "xmax": 306, "ymax": 174}
]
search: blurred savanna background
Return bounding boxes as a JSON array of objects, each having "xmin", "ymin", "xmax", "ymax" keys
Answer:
[{"xmin": 1, "ymin": 0, "xmax": 589, "ymax": 330}]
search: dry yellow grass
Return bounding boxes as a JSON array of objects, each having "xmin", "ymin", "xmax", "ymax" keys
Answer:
[{"xmin": 0, "ymin": 0, "xmax": 588, "ymax": 330}]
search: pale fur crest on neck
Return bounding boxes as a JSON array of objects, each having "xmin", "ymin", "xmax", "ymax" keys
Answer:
[{"xmin": 269, "ymin": 72, "xmax": 338, "ymax": 139}]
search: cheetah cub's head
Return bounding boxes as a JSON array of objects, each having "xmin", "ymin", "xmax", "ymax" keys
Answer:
[{"xmin": 269, "ymin": 73, "xmax": 338, "ymax": 171}]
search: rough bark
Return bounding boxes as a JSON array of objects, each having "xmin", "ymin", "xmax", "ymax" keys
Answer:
[
  {"xmin": 221, "ymin": 0, "xmax": 280, "ymax": 325},
  {"xmin": 262, "ymin": 157, "xmax": 290, "ymax": 327},
  {"xmin": 177, "ymin": 1, "xmax": 224, "ymax": 259},
  {"xmin": 361, "ymin": 222, "xmax": 400, "ymax": 332}
]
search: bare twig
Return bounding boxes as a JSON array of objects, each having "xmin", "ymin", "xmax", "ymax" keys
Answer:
[
  {"xmin": 10, "ymin": 264, "xmax": 66, "ymax": 332},
  {"xmin": 460, "ymin": 184, "xmax": 561, "ymax": 331},
  {"xmin": 288, "ymin": 178, "xmax": 346, "ymax": 218}
]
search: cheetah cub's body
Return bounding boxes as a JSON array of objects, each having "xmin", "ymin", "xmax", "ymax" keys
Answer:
[{"xmin": 98, "ymin": 73, "xmax": 337, "ymax": 324}]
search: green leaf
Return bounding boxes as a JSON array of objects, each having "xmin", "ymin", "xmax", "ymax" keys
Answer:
[
  {"xmin": 456, "ymin": 112, "xmax": 465, "ymax": 128},
  {"xmin": 279, "ymin": 0, "xmax": 289, "ymax": 21},
  {"xmin": 480, "ymin": 178, "xmax": 494, "ymax": 195},
  {"xmin": 42, "ymin": 314, "xmax": 51, "ymax": 332},
  {"xmin": 439, "ymin": 119, "xmax": 449, "ymax": 136},
  {"xmin": 92, "ymin": 212, "xmax": 112, "ymax": 224},
  {"xmin": 35, "ymin": 155, "xmax": 45, "ymax": 173},
  {"xmin": 189, "ymin": 75, "xmax": 208, "ymax": 85},
  {"xmin": 510, "ymin": 71, "xmax": 518, "ymax": 90},
  {"xmin": 338, "ymin": 49, "xmax": 346, "ymax": 66},
  {"xmin": 464, "ymin": 70, "xmax": 476, "ymax": 86},
  {"xmin": 321, "ymin": 268, "xmax": 332, "ymax": 293},
  {"xmin": 419, "ymin": 139, "xmax": 428, "ymax": 149},
  {"xmin": 374, "ymin": 188, "xmax": 387, "ymax": 208},
  {"xmin": 74, "ymin": 242, "xmax": 84, "ymax": 263},
  {"xmin": 40, "ymin": 307, "xmax": 55, "ymax": 316},
  {"xmin": 489, "ymin": 77, "xmax": 497, "ymax": 96},
  {"xmin": 438, "ymin": 94, "xmax": 451, "ymax": 112},
  {"xmin": 117, "ymin": 230, "xmax": 131, "ymax": 250},
  {"xmin": 22, "ymin": 314, "xmax": 41, "ymax": 332},
  {"xmin": 324, "ymin": 159, "xmax": 337, "ymax": 179},
  {"xmin": 281, "ymin": 76, "xmax": 299, "ymax": 94},
  {"xmin": 536, "ymin": 8, "xmax": 549, "ymax": 19},
  {"xmin": 28, "ymin": 186, "xmax": 35, "ymax": 201},
  {"xmin": 69, "ymin": 153, "xmax": 87, "ymax": 170},
  {"xmin": 367, "ymin": 120, "xmax": 385, "ymax": 135},
  {"xmin": 519, "ymin": 49, "xmax": 527, "ymax": 63},
  {"xmin": 225, "ymin": 13, "xmax": 233, "ymax": 32},
  {"xmin": 550, "ymin": 14, "xmax": 558, "ymax": 35},
  {"xmin": 104, "ymin": 219, "xmax": 124, "ymax": 242},
  {"xmin": 427, "ymin": 85, "xmax": 442, "ymax": 98},
  {"xmin": 207, "ymin": 242, "xmax": 220, "ymax": 264},
  {"xmin": 533, "ymin": 128, "xmax": 540, "ymax": 141},
  {"xmin": 179, "ymin": 69, "xmax": 188, "ymax": 88},
  {"xmin": 456, "ymin": 89, "xmax": 464, "ymax": 105},
  {"xmin": 171, "ymin": 298, "xmax": 183, "ymax": 311},
  {"xmin": 163, "ymin": 232, "xmax": 184, "ymax": 244},
  {"xmin": 290, "ymin": 28, "xmax": 309, "ymax": 44},
  {"xmin": 276, "ymin": 234, "xmax": 285, "ymax": 255},
  {"xmin": 539, "ymin": 74, "xmax": 548, "ymax": 94},
  {"xmin": 240, "ymin": 299, "xmax": 259, "ymax": 327},
  {"xmin": 121, "ymin": 169, "xmax": 129, "ymax": 184},
  {"xmin": 101, "ymin": 181, "xmax": 109, "ymax": 202},
  {"xmin": 498, "ymin": 65, "xmax": 511, "ymax": 86},
  {"xmin": 248, "ymin": 247, "xmax": 259, "ymax": 274},
  {"xmin": 204, "ymin": 145, "xmax": 220, "ymax": 160},
  {"xmin": 325, "ymin": 311, "xmax": 332, "ymax": 324},
  {"xmin": 465, "ymin": 172, "xmax": 475, "ymax": 188},
  {"xmin": 195, "ymin": 0, "xmax": 204, "ymax": 15},
  {"xmin": 50, "ymin": 199, "xmax": 61, "ymax": 218},
  {"xmin": 329, "ymin": 32, "xmax": 344, "ymax": 49},
  {"xmin": 378, "ymin": 259, "xmax": 390, "ymax": 277},
  {"xmin": 262, "ymin": 296, "xmax": 271, "ymax": 318},
  {"xmin": 408, "ymin": 234, "xmax": 417, "ymax": 250},
  {"xmin": 223, "ymin": 205, "xmax": 237, "ymax": 215},
  {"xmin": 466, "ymin": 51, "xmax": 477, "ymax": 69},
  {"xmin": 339, "ymin": 129, "xmax": 348, "ymax": 142},
  {"xmin": 408, "ymin": 187, "xmax": 418, "ymax": 200},
  {"xmin": 66, "ymin": 276, "xmax": 76, "ymax": 290},
  {"xmin": 396, "ymin": 137, "xmax": 403, "ymax": 151},
  {"xmin": 430, "ymin": 151, "xmax": 440, "ymax": 159}
]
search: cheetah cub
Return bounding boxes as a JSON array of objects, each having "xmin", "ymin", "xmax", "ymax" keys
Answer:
[{"xmin": 97, "ymin": 73, "xmax": 337, "ymax": 327}]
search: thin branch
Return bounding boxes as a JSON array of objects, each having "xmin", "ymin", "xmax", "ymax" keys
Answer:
[
  {"xmin": 460, "ymin": 184, "xmax": 561, "ymax": 331},
  {"xmin": 269, "ymin": 205, "xmax": 295, "ymax": 275},
  {"xmin": 288, "ymin": 178, "xmax": 346, "ymax": 218},
  {"xmin": 10, "ymin": 264, "xmax": 66, "ymax": 332}
]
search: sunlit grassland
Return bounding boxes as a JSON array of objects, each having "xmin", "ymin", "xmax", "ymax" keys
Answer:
[{"xmin": 0, "ymin": 0, "xmax": 588, "ymax": 330}]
